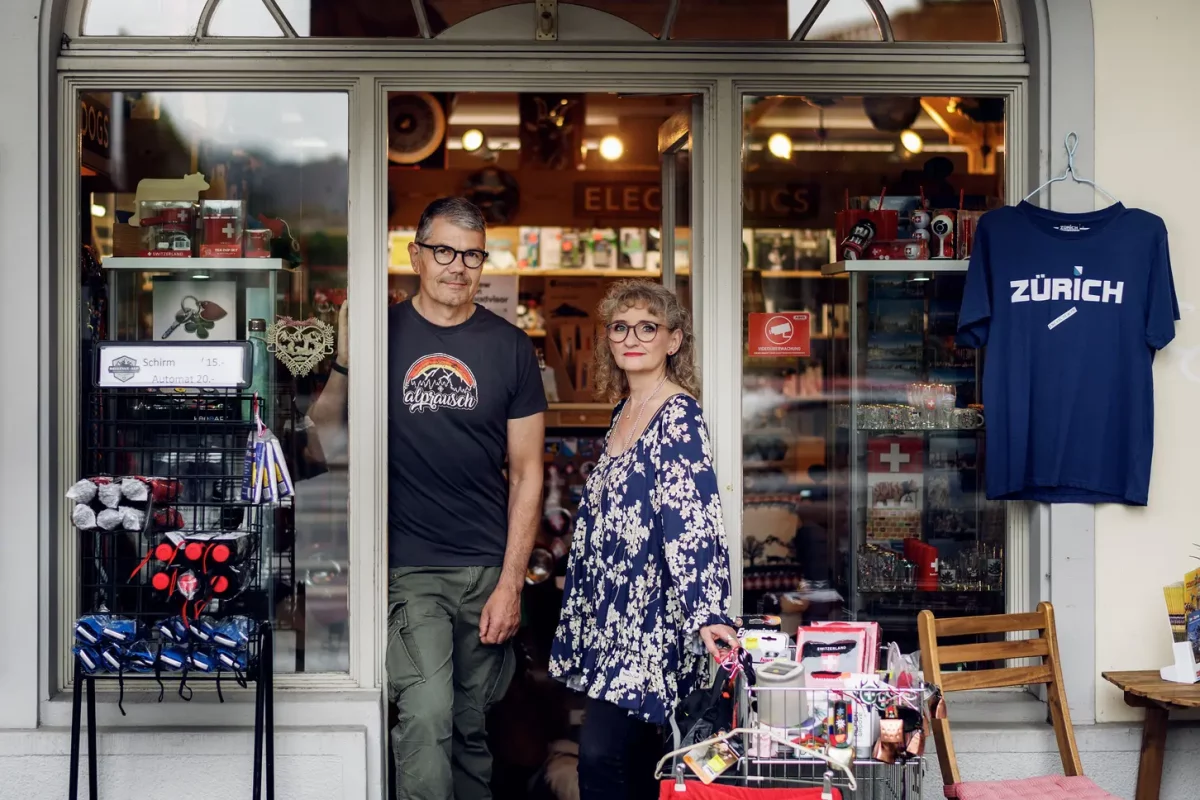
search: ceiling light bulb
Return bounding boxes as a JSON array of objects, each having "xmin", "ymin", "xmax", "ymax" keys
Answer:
[
  {"xmin": 767, "ymin": 132, "xmax": 793, "ymax": 160},
  {"xmin": 461, "ymin": 128, "xmax": 485, "ymax": 153},
  {"xmin": 599, "ymin": 135, "xmax": 624, "ymax": 161},
  {"xmin": 900, "ymin": 129, "xmax": 924, "ymax": 154},
  {"xmin": 91, "ymin": 203, "xmax": 107, "ymax": 218}
]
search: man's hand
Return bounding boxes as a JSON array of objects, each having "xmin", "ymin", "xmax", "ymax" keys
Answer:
[
  {"xmin": 479, "ymin": 583, "xmax": 521, "ymax": 645},
  {"xmin": 336, "ymin": 299, "xmax": 349, "ymax": 368}
]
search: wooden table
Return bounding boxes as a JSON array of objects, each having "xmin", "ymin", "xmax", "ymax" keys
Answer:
[{"xmin": 1102, "ymin": 670, "xmax": 1200, "ymax": 800}]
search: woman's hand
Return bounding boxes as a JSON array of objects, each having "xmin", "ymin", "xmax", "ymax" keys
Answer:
[{"xmin": 699, "ymin": 623, "xmax": 741, "ymax": 660}]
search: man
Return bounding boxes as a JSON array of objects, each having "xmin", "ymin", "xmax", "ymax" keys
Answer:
[{"xmin": 316, "ymin": 197, "xmax": 546, "ymax": 800}]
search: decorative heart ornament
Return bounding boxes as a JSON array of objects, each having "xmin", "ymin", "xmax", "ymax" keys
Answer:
[{"xmin": 266, "ymin": 316, "xmax": 335, "ymax": 377}]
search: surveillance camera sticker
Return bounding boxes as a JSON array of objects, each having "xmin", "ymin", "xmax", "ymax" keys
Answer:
[{"xmin": 748, "ymin": 312, "xmax": 811, "ymax": 357}]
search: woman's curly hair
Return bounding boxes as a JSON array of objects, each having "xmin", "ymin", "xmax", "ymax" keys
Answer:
[{"xmin": 592, "ymin": 280, "xmax": 699, "ymax": 403}]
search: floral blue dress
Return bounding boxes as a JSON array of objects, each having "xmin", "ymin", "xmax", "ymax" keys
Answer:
[{"xmin": 549, "ymin": 393, "xmax": 734, "ymax": 723}]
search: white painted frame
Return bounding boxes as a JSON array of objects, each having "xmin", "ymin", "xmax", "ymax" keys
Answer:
[
  {"xmin": 50, "ymin": 73, "xmax": 377, "ymax": 696},
  {"xmin": 31, "ymin": 0, "xmax": 1104, "ymax": 744}
]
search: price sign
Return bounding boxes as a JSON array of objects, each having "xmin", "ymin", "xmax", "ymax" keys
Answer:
[{"xmin": 96, "ymin": 342, "xmax": 253, "ymax": 388}]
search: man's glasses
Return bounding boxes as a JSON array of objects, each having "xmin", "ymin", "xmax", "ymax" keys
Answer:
[
  {"xmin": 607, "ymin": 321, "xmax": 663, "ymax": 343},
  {"xmin": 415, "ymin": 242, "xmax": 489, "ymax": 270}
]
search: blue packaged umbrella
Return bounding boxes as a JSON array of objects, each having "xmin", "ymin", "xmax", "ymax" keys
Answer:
[
  {"xmin": 216, "ymin": 648, "xmax": 248, "ymax": 673},
  {"xmin": 188, "ymin": 648, "xmax": 216, "ymax": 673},
  {"xmin": 74, "ymin": 615, "xmax": 108, "ymax": 645},
  {"xmin": 74, "ymin": 645, "xmax": 102, "ymax": 674},
  {"xmin": 212, "ymin": 616, "xmax": 255, "ymax": 650},
  {"xmin": 157, "ymin": 616, "xmax": 189, "ymax": 643},
  {"xmin": 157, "ymin": 647, "xmax": 187, "ymax": 672},
  {"xmin": 126, "ymin": 641, "xmax": 157, "ymax": 673}
]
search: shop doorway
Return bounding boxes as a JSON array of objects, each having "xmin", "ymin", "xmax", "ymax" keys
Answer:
[{"xmin": 382, "ymin": 89, "xmax": 700, "ymax": 800}]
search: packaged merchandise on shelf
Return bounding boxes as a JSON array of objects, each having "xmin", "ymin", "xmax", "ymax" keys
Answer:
[
  {"xmin": 836, "ymin": 201, "xmax": 899, "ymax": 260},
  {"xmin": 198, "ymin": 199, "xmax": 245, "ymax": 258},
  {"xmin": 539, "ymin": 227, "xmax": 564, "ymax": 268},
  {"xmin": 956, "ymin": 210, "xmax": 986, "ymax": 259},
  {"xmin": 619, "ymin": 228, "xmax": 647, "ymax": 269},
  {"xmin": 587, "ymin": 228, "xmax": 618, "ymax": 268},
  {"xmin": 137, "ymin": 201, "xmax": 195, "ymax": 257},
  {"xmin": 559, "ymin": 229, "xmax": 584, "ymax": 268},
  {"xmin": 865, "ymin": 239, "xmax": 929, "ymax": 260},
  {"xmin": 244, "ymin": 227, "xmax": 272, "ymax": 258},
  {"xmin": 518, "ymin": 227, "xmax": 541, "ymax": 268},
  {"xmin": 929, "ymin": 209, "xmax": 957, "ymax": 258}
]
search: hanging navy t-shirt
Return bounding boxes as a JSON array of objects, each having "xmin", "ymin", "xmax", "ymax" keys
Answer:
[{"xmin": 957, "ymin": 201, "xmax": 1178, "ymax": 505}]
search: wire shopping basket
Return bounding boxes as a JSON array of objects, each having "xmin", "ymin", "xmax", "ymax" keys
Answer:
[{"xmin": 657, "ymin": 659, "xmax": 925, "ymax": 799}]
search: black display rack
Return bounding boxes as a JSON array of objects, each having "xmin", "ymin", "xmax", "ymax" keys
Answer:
[{"xmin": 70, "ymin": 387, "xmax": 278, "ymax": 799}]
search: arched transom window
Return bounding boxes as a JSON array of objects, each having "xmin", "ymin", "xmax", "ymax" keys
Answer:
[{"xmin": 75, "ymin": 0, "xmax": 1018, "ymax": 43}]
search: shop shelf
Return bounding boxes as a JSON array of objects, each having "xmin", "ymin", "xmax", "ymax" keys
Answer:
[
  {"xmin": 754, "ymin": 269, "xmax": 836, "ymax": 279},
  {"xmin": 822, "ymin": 259, "xmax": 969, "ymax": 274},
  {"xmin": 104, "ymin": 257, "xmax": 292, "ymax": 272}
]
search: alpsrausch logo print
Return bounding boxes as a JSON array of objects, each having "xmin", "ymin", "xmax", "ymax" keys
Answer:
[{"xmin": 403, "ymin": 353, "xmax": 479, "ymax": 413}]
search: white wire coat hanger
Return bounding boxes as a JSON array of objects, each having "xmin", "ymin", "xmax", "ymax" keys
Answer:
[
  {"xmin": 653, "ymin": 726, "xmax": 859, "ymax": 793},
  {"xmin": 1023, "ymin": 131, "xmax": 1119, "ymax": 204}
]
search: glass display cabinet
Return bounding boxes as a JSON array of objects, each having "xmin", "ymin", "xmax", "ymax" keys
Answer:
[{"xmin": 824, "ymin": 259, "xmax": 1006, "ymax": 651}]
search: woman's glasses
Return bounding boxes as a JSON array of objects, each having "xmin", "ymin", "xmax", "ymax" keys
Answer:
[
  {"xmin": 415, "ymin": 242, "xmax": 488, "ymax": 269},
  {"xmin": 607, "ymin": 321, "xmax": 663, "ymax": 343}
]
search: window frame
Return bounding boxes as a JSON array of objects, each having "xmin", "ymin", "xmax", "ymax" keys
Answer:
[
  {"xmin": 63, "ymin": 0, "xmax": 1027, "ymax": 44},
  {"xmin": 52, "ymin": 74, "xmax": 375, "ymax": 694},
  {"xmin": 43, "ymin": 9, "xmax": 1103, "ymax": 735}
]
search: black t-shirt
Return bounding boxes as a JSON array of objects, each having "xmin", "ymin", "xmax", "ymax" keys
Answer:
[{"xmin": 388, "ymin": 300, "xmax": 547, "ymax": 567}]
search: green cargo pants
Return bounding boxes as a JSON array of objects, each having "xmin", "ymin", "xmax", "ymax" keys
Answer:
[{"xmin": 388, "ymin": 566, "xmax": 515, "ymax": 800}]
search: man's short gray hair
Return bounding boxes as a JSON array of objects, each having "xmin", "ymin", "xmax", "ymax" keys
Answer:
[{"xmin": 416, "ymin": 197, "xmax": 487, "ymax": 243}]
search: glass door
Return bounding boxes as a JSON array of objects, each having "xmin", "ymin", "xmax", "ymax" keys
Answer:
[{"xmin": 658, "ymin": 100, "xmax": 695, "ymax": 302}]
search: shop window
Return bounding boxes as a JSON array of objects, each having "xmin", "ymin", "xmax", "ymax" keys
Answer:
[
  {"xmin": 80, "ymin": 0, "xmax": 1004, "ymax": 42},
  {"xmin": 76, "ymin": 90, "xmax": 351, "ymax": 674},
  {"xmin": 740, "ymin": 94, "xmax": 1007, "ymax": 654}
]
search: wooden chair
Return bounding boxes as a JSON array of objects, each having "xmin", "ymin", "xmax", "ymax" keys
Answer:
[{"xmin": 917, "ymin": 602, "xmax": 1119, "ymax": 799}]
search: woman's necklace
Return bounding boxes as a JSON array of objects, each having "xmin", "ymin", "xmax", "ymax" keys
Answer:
[{"xmin": 613, "ymin": 373, "xmax": 668, "ymax": 456}]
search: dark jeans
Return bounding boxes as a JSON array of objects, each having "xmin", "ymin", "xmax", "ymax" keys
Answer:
[
  {"xmin": 388, "ymin": 566, "xmax": 516, "ymax": 800},
  {"xmin": 578, "ymin": 697, "xmax": 662, "ymax": 800}
]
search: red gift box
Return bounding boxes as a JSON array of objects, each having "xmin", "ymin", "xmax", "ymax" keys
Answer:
[
  {"xmin": 865, "ymin": 239, "xmax": 929, "ymax": 260},
  {"xmin": 904, "ymin": 539, "xmax": 940, "ymax": 591},
  {"xmin": 198, "ymin": 200, "xmax": 244, "ymax": 258},
  {"xmin": 138, "ymin": 202, "xmax": 194, "ymax": 257}
]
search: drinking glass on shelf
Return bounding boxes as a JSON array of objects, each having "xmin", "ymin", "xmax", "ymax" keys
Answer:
[
  {"xmin": 951, "ymin": 407, "xmax": 984, "ymax": 429},
  {"xmin": 934, "ymin": 384, "xmax": 956, "ymax": 428}
]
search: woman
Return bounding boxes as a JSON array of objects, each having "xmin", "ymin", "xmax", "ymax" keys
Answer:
[{"xmin": 549, "ymin": 280, "xmax": 738, "ymax": 800}]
